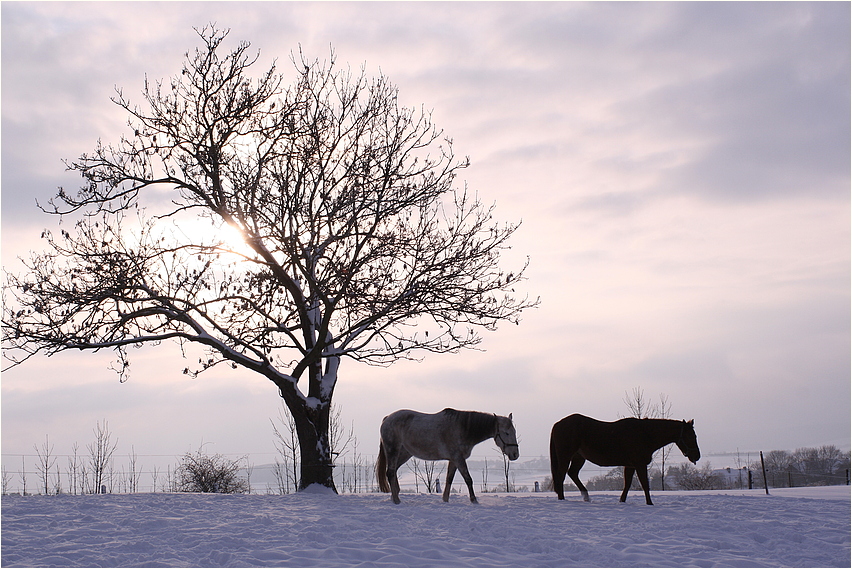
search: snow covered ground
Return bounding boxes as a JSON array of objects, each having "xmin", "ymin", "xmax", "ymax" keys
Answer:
[{"xmin": 2, "ymin": 486, "xmax": 849, "ymax": 567}]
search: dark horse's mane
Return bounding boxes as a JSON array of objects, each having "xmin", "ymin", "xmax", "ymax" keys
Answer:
[{"xmin": 442, "ymin": 408, "xmax": 497, "ymax": 444}]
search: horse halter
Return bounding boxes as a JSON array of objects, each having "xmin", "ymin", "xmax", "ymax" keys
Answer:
[{"xmin": 495, "ymin": 431, "xmax": 518, "ymax": 450}]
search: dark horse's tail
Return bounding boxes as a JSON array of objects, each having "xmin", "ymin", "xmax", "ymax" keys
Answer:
[
  {"xmin": 549, "ymin": 426, "xmax": 561, "ymax": 491},
  {"xmin": 376, "ymin": 443, "xmax": 390, "ymax": 493}
]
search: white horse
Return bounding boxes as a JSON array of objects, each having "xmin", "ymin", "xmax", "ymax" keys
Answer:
[{"xmin": 376, "ymin": 408, "xmax": 519, "ymax": 504}]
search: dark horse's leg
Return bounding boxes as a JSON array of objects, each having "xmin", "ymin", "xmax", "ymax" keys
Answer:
[
  {"xmin": 619, "ymin": 467, "xmax": 635, "ymax": 503},
  {"xmin": 636, "ymin": 466, "xmax": 653, "ymax": 505},
  {"xmin": 443, "ymin": 462, "xmax": 456, "ymax": 502},
  {"xmin": 567, "ymin": 455, "xmax": 590, "ymax": 502},
  {"xmin": 620, "ymin": 466, "xmax": 654, "ymax": 504}
]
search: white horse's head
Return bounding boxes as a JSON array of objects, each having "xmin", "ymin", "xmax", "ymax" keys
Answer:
[{"xmin": 494, "ymin": 413, "xmax": 520, "ymax": 461}]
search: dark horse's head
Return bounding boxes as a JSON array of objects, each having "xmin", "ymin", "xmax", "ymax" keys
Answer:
[{"xmin": 676, "ymin": 419, "xmax": 701, "ymax": 463}]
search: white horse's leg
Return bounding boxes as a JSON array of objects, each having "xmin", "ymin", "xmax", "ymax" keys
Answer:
[
  {"xmin": 455, "ymin": 458, "xmax": 478, "ymax": 503},
  {"xmin": 387, "ymin": 449, "xmax": 411, "ymax": 504},
  {"xmin": 443, "ymin": 463, "xmax": 457, "ymax": 502},
  {"xmin": 389, "ymin": 468, "xmax": 401, "ymax": 504}
]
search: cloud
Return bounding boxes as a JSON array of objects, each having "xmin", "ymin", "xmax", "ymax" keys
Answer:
[
  {"xmin": 453, "ymin": 2, "xmax": 852, "ymax": 209},
  {"xmin": 1, "ymin": 2, "xmax": 848, "ymax": 462}
]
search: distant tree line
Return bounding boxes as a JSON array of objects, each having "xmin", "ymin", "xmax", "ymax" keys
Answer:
[
  {"xmin": 2, "ymin": 420, "xmax": 127, "ymax": 496},
  {"xmin": 752, "ymin": 446, "xmax": 850, "ymax": 489},
  {"xmin": 1, "ymin": 421, "xmax": 255, "ymax": 496},
  {"xmin": 539, "ymin": 445, "xmax": 849, "ymax": 494}
]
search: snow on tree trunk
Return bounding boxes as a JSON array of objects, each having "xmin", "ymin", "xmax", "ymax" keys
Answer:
[{"xmin": 290, "ymin": 399, "xmax": 336, "ymax": 491}]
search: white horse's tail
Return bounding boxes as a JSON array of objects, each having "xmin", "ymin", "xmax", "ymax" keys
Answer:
[{"xmin": 376, "ymin": 442, "xmax": 390, "ymax": 493}]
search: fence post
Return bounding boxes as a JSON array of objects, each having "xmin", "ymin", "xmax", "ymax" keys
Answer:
[{"xmin": 759, "ymin": 451, "xmax": 769, "ymax": 495}]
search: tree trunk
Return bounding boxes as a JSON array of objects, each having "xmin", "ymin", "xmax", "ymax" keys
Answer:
[{"xmin": 288, "ymin": 397, "xmax": 337, "ymax": 492}]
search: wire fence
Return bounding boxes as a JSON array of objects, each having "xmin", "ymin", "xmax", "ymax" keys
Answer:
[
  {"xmin": 2, "ymin": 449, "xmax": 849, "ymax": 496},
  {"xmin": 0, "ymin": 452, "xmax": 557, "ymax": 495}
]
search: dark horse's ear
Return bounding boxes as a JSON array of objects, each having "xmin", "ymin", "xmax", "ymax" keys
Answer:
[
  {"xmin": 508, "ymin": 413, "xmax": 513, "ymax": 422},
  {"xmin": 687, "ymin": 419, "xmax": 694, "ymax": 426}
]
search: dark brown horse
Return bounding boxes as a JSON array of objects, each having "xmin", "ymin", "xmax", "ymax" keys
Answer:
[{"xmin": 549, "ymin": 414, "xmax": 700, "ymax": 505}]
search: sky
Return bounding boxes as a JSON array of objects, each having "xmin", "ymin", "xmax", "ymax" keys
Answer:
[{"xmin": 2, "ymin": 2, "xmax": 850, "ymax": 476}]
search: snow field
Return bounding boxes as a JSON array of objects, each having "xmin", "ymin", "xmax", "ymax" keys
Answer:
[{"xmin": 1, "ymin": 486, "xmax": 849, "ymax": 567}]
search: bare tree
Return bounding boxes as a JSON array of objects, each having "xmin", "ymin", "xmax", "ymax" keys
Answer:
[
  {"xmin": 79, "ymin": 462, "xmax": 91, "ymax": 494},
  {"xmin": 19, "ymin": 456, "xmax": 28, "ymax": 496},
  {"xmin": 755, "ymin": 449, "xmax": 793, "ymax": 488},
  {"xmin": 116, "ymin": 465, "xmax": 127, "ymax": 493},
  {"xmin": 34, "ymin": 435, "xmax": 57, "ymax": 495},
  {"xmin": 2, "ymin": 464, "xmax": 10, "ymax": 495},
  {"xmin": 53, "ymin": 464, "xmax": 63, "ymax": 495},
  {"xmin": 793, "ymin": 445, "xmax": 845, "ymax": 480},
  {"xmin": 480, "ymin": 458, "xmax": 489, "ymax": 493},
  {"xmin": 67, "ymin": 442, "xmax": 82, "ymax": 495},
  {"xmin": 271, "ymin": 460, "xmax": 291, "ymax": 495},
  {"xmin": 329, "ymin": 404, "xmax": 365, "ymax": 492},
  {"xmin": 88, "ymin": 420, "xmax": 118, "ymax": 494},
  {"xmin": 161, "ymin": 466, "xmax": 176, "ymax": 493},
  {"xmin": 763, "ymin": 449, "xmax": 794, "ymax": 472},
  {"xmin": 499, "ymin": 449, "xmax": 514, "ymax": 492},
  {"xmin": 270, "ymin": 404, "xmax": 300, "ymax": 493},
  {"xmin": 127, "ymin": 446, "xmax": 141, "ymax": 493},
  {"xmin": 243, "ymin": 459, "xmax": 254, "ymax": 494},
  {"xmin": 623, "ymin": 386, "xmax": 653, "ymax": 419},
  {"xmin": 409, "ymin": 459, "xmax": 444, "ymax": 493},
  {"xmin": 2, "ymin": 26, "xmax": 535, "ymax": 492},
  {"xmin": 341, "ymin": 437, "xmax": 370, "ymax": 493},
  {"xmin": 107, "ymin": 455, "xmax": 118, "ymax": 493},
  {"xmin": 423, "ymin": 460, "xmax": 442, "ymax": 493}
]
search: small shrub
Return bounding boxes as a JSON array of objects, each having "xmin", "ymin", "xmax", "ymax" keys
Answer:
[
  {"xmin": 669, "ymin": 462, "xmax": 722, "ymax": 490},
  {"xmin": 175, "ymin": 450, "xmax": 249, "ymax": 493}
]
